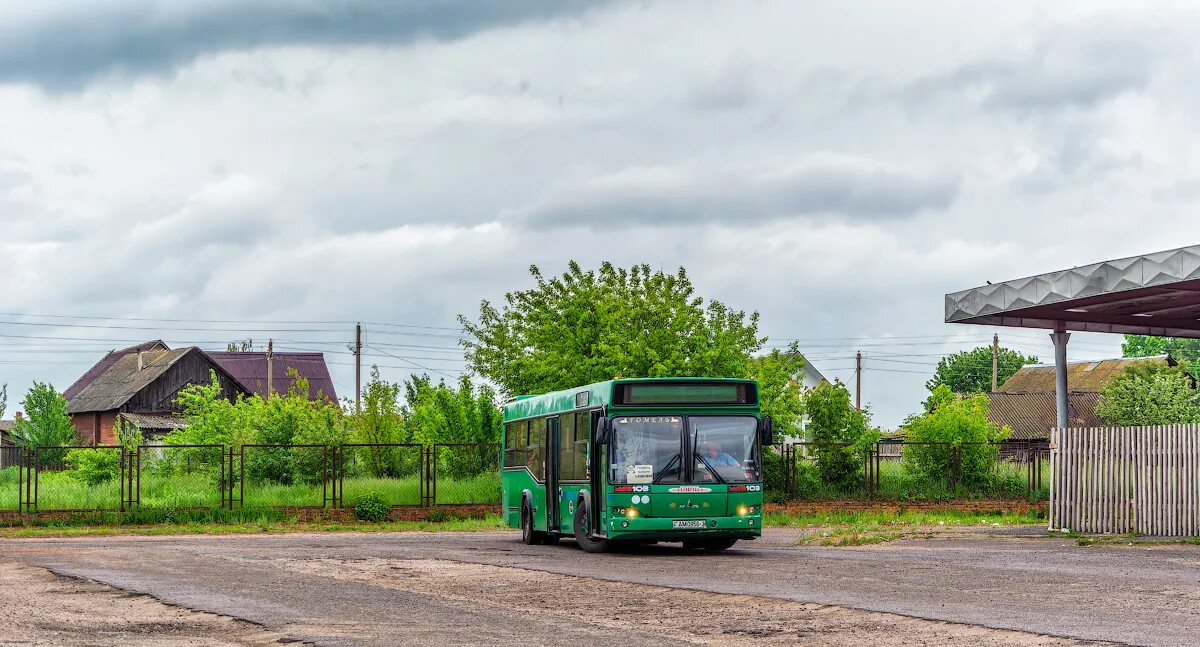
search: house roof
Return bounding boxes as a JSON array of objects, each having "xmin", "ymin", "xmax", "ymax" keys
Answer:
[
  {"xmin": 66, "ymin": 347, "xmax": 247, "ymax": 414},
  {"xmin": 996, "ymin": 355, "xmax": 1173, "ymax": 394},
  {"xmin": 63, "ymin": 340, "xmax": 169, "ymax": 401},
  {"xmin": 988, "ymin": 392, "xmax": 1103, "ymax": 440},
  {"xmin": 119, "ymin": 412, "xmax": 189, "ymax": 431},
  {"xmin": 207, "ymin": 351, "xmax": 337, "ymax": 401}
]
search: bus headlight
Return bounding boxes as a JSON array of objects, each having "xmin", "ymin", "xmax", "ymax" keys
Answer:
[
  {"xmin": 737, "ymin": 505, "xmax": 749, "ymax": 516},
  {"xmin": 626, "ymin": 508, "xmax": 639, "ymax": 519}
]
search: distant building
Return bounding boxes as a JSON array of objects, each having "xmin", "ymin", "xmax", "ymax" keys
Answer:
[
  {"xmin": 987, "ymin": 355, "xmax": 1190, "ymax": 444},
  {"xmin": 63, "ymin": 341, "xmax": 336, "ymax": 444}
]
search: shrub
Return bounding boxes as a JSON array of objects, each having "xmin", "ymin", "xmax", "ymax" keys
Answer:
[
  {"xmin": 64, "ymin": 448, "xmax": 121, "ymax": 485},
  {"xmin": 354, "ymin": 492, "xmax": 390, "ymax": 522},
  {"xmin": 803, "ymin": 381, "xmax": 877, "ymax": 488},
  {"xmin": 903, "ymin": 386, "xmax": 1008, "ymax": 487}
]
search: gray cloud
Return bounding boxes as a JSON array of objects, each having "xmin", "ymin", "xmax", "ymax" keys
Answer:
[
  {"xmin": 0, "ymin": 0, "xmax": 612, "ymax": 90},
  {"xmin": 506, "ymin": 158, "xmax": 959, "ymax": 229},
  {"xmin": 904, "ymin": 24, "xmax": 1154, "ymax": 114}
]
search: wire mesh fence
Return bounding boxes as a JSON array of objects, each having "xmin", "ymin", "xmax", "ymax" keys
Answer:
[
  {"xmin": 239, "ymin": 444, "xmax": 332, "ymax": 509},
  {"xmin": 775, "ymin": 441, "xmax": 1050, "ymax": 502},
  {"xmin": 28, "ymin": 445, "xmax": 124, "ymax": 512},
  {"xmin": 135, "ymin": 445, "xmax": 226, "ymax": 509},
  {"xmin": 431, "ymin": 443, "xmax": 501, "ymax": 505},
  {"xmin": 333, "ymin": 443, "xmax": 425, "ymax": 508}
]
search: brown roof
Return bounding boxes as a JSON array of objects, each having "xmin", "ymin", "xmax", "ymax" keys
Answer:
[
  {"xmin": 988, "ymin": 392, "xmax": 1104, "ymax": 440},
  {"xmin": 63, "ymin": 340, "xmax": 169, "ymax": 400},
  {"xmin": 996, "ymin": 355, "xmax": 1174, "ymax": 394},
  {"xmin": 119, "ymin": 412, "xmax": 189, "ymax": 431},
  {"xmin": 66, "ymin": 347, "xmax": 246, "ymax": 414}
]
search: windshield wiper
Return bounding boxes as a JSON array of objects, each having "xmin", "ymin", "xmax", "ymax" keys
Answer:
[
  {"xmin": 693, "ymin": 453, "xmax": 726, "ymax": 484},
  {"xmin": 652, "ymin": 455, "xmax": 680, "ymax": 483}
]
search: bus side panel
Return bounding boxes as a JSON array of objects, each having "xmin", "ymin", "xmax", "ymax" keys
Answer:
[{"xmin": 501, "ymin": 469, "xmax": 540, "ymax": 528}]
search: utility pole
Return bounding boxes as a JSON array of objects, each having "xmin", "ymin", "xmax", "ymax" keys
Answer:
[
  {"xmin": 355, "ymin": 322, "xmax": 363, "ymax": 414},
  {"xmin": 855, "ymin": 351, "xmax": 862, "ymax": 411},
  {"xmin": 991, "ymin": 333, "xmax": 999, "ymax": 392},
  {"xmin": 266, "ymin": 339, "xmax": 274, "ymax": 400}
]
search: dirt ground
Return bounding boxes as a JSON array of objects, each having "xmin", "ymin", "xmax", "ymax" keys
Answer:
[
  {"xmin": 2, "ymin": 527, "xmax": 1191, "ymax": 646},
  {"xmin": 0, "ymin": 561, "xmax": 286, "ymax": 646}
]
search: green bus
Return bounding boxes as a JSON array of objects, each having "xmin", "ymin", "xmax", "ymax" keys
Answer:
[{"xmin": 501, "ymin": 377, "xmax": 773, "ymax": 552}]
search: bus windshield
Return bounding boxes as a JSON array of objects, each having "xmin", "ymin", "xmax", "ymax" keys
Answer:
[
  {"xmin": 610, "ymin": 416, "xmax": 684, "ymax": 484},
  {"xmin": 691, "ymin": 416, "xmax": 761, "ymax": 484}
]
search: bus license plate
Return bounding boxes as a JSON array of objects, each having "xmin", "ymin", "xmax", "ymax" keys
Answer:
[{"xmin": 672, "ymin": 520, "xmax": 706, "ymax": 529}]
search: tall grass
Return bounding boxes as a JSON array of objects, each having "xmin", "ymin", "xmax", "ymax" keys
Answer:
[
  {"xmin": 0, "ymin": 465, "xmax": 502, "ymax": 510},
  {"xmin": 781, "ymin": 458, "xmax": 1049, "ymax": 502}
]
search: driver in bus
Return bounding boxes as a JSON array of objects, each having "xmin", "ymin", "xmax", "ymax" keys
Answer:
[{"xmin": 701, "ymin": 440, "xmax": 739, "ymax": 467}]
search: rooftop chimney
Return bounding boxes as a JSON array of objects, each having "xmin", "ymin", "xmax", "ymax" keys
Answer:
[
  {"xmin": 14, "ymin": 411, "xmax": 22, "ymax": 420},
  {"xmin": 137, "ymin": 350, "xmax": 145, "ymax": 371}
]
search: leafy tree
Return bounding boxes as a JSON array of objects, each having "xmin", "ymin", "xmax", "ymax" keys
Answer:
[
  {"xmin": 0, "ymin": 383, "xmax": 7, "ymax": 420},
  {"xmin": 352, "ymin": 367, "xmax": 411, "ymax": 478},
  {"xmin": 802, "ymin": 380, "xmax": 877, "ymax": 488},
  {"xmin": 460, "ymin": 262, "xmax": 763, "ymax": 397},
  {"xmin": 1121, "ymin": 335, "xmax": 1200, "ymax": 365},
  {"xmin": 1096, "ymin": 362, "xmax": 1200, "ymax": 425},
  {"xmin": 747, "ymin": 345, "xmax": 807, "ymax": 439},
  {"xmin": 903, "ymin": 385, "xmax": 1009, "ymax": 486},
  {"xmin": 402, "ymin": 374, "xmax": 502, "ymax": 478},
  {"xmin": 926, "ymin": 346, "xmax": 1039, "ymax": 396},
  {"xmin": 10, "ymin": 382, "xmax": 77, "ymax": 448}
]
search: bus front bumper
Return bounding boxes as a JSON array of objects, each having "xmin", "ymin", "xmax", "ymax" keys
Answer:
[{"xmin": 606, "ymin": 514, "xmax": 762, "ymax": 540}]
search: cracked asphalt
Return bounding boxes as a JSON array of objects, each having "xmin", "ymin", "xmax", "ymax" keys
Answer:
[{"xmin": 1, "ymin": 528, "xmax": 1196, "ymax": 646}]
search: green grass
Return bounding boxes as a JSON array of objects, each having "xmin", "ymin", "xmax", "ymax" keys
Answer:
[
  {"xmin": 0, "ymin": 465, "xmax": 502, "ymax": 510},
  {"xmin": 765, "ymin": 508, "xmax": 1045, "ymax": 545},
  {"xmin": 0, "ymin": 509, "xmax": 506, "ymax": 538},
  {"xmin": 779, "ymin": 459, "xmax": 1049, "ymax": 502}
]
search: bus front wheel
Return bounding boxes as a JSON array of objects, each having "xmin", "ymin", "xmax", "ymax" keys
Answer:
[
  {"xmin": 573, "ymin": 500, "xmax": 610, "ymax": 553},
  {"xmin": 521, "ymin": 502, "xmax": 543, "ymax": 545}
]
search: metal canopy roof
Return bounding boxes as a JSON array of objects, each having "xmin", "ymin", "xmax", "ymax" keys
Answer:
[{"xmin": 946, "ymin": 244, "xmax": 1200, "ymax": 338}]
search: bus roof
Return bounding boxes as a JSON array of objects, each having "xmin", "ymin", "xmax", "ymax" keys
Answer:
[{"xmin": 501, "ymin": 377, "xmax": 758, "ymax": 421}]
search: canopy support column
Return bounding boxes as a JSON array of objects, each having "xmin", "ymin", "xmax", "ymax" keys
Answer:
[{"xmin": 1050, "ymin": 324, "xmax": 1070, "ymax": 429}]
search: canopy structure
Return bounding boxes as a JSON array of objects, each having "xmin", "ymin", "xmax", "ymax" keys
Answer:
[{"xmin": 946, "ymin": 244, "xmax": 1200, "ymax": 428}]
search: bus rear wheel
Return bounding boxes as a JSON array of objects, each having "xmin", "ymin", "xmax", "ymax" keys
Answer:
[{"xmin": 573, "ymin": 500, "xmax": 610, "ymax": 553}]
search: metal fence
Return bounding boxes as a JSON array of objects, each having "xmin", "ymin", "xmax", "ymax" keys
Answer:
[
  {"xmin": 1050, "ymin": 426, "xmax": 1200, "ymax": 536},
  {"xmin": 777, "ymin": 441, "xmax": 1049, "ymax": 501},
  {"xmin": 3, "ymin": 443, "xmax": 502, "ymax": 514}
]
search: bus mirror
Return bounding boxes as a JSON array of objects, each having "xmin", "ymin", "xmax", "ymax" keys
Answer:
[
  {"xmin": 595, "ymin": 418, "xmax": 611, "ymax": 444},
  {"xmin": 759, "ymin": 416, "xmax": 775, "ymax": 446}
]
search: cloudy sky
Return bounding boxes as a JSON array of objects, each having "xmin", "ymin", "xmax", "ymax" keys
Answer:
[{"xmin": 3, "ymin": 0, "xmax": 1200, "ymax": 427}]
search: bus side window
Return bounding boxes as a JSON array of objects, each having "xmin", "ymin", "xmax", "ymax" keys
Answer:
[
  {"xmin": 559, "ymin": 413, "xmax": 577, "ymax": 480},
  {"xmin": 505, "ymin": 420, "xmax": 527, "ymax": 467},
  {"xmin": 528, "ymin": 417, "xmax": 547, "ymax": 480}
]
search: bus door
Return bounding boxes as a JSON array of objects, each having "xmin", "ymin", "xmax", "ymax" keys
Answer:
[{"xmin": 546, "ymin": 416, "xmax": 561, "ymax": 532}]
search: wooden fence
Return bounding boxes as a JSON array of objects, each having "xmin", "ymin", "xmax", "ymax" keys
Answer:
[{"xmin": 1050, "ymin": 426, "xmax": 1200, "ymax": 536}]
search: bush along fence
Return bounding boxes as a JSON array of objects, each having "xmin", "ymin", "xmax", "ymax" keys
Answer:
[
  {"xmin": 3, "ymin": 443, "xmax": 501, "ymax": 514},
  {"xmin": 773, "ymin": 441, "xmax": 1050, "ymax": 503}
]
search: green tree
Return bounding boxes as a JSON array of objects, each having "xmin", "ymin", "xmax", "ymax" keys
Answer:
[
  {"xmin": 402, "ymin": 374, "xmax": 502, "ymax": 478},
  {"xmin": 1121, "ymin": 335, "xmax": 1200, "ymax": 364},
  {"xmin": 460, "ymin": 262, "xmax": 763, "ymax": 397},
  {"xmin": 0, "ymin": 383, "xmax": 7, "ymax": 420},
  {"xmin": 926, "ymin": 346, "xmax": 1039, "ymax": 397},
  {"xmin": 1095, "ymin": 362, "xmax": 1200, "ymax": 425},
  {"xmin": 747, "ymin": 345, "xmax": 807, "ymax": 439},
  {"xmin": 351, "ymin": 367, "xmax": 411, "ymax": 478},
  {"xmin": 10, "ymin": 382, "xmax": 76, "ymax": 448},
  {"xmin": 802, "ymin": 380, "xmax": 876, "ymax": 488},
  {"xmin": 903, "ymin": 385, "xmax": 1009, "ymax": 486}
]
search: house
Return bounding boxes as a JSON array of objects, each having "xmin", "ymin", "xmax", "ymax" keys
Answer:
[
  {"xmin": 0, "ymin": 419, "xmax": 16, "ymax": 468},
  {"xmin": 64, "ymin": 341, "xmax": 340, "ymax": 444},
  {"xmin": 987, "ymin": 355, "xmax": 1189, "ymax": 445},
  {"xmin": 794, "ymin": 354, "xmax": 829, "ymax": 390},
  {"xmin": 64, "ymin": 343, "xmax": 248, "ymax": 444}
]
